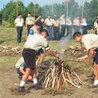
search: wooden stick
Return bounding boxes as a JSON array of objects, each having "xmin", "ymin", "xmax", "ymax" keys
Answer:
[
  {"xmin": 66, "ymin": 79, "xmax": 81, "ymax": 88},
  {"xmin": 52, "ymin": 76, "xmax": 56, "ymax": 88},
  {"xmin": 72, "ymin": 72, "xmax": 82, "ymax": 82},
  {"xmin": 45, "ymin": 76, "xmax": 50, "ymax": 88},
  {"xmin": 61, "ymin": 73, "xmax": 68, "ymax": 87},
  {"xmin": 51, "ymin": 66, "xmax": 55, "ymax": 78},
  {"xmin": 66, "ymin": 72, "xmax": 73, "ymax": 82}
]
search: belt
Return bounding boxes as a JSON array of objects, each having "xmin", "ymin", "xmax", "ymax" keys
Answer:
[{"xmin": 24, "ymin": 48, "xmax": 35, "ymax": 51}]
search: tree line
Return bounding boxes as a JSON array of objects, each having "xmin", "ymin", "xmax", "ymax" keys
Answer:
[{"xmin": 0, "ymin": 0, "xmax": 98, "ymax": 26}]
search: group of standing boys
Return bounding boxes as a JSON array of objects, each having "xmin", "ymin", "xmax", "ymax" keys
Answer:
[{"xmin": 14, "ymin": 13, "xmax": 88, "ymax": 42}]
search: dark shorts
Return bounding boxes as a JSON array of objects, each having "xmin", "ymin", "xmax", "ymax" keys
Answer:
[
  {"xmin": 16, "ymin": 67, "xmax": 26, "ymax": 76},
  {"xmin": 93, "ymin": 48, "xmax": 98, "ymax": 64},
  {"xmin": 36, "ymin": 48, "xmax": 44, "ymax": 55},
  {"xmin": 22, "ymin": 48, "xmax": 37, "ymax": 69},
  {"xmin": 16, "ymin": 68, "xmax": 23, "ymax": 76}
]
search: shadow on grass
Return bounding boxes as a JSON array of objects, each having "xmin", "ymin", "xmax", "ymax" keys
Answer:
[{"xmin": 0, "ymin": 40, "xmax": 5, "ymax": 44}]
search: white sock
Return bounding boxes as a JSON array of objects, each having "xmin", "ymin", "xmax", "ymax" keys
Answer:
[
  {"xmin": 94, "ymin": 80, "xmax": 98, "ymax": 85},
  {"xmin": 33, "ymin": 78, "xmax": 38, "ymax": 84},
  {"xmin": 19, "ymin": 81, "xmax": 25, "ymax": 87}
]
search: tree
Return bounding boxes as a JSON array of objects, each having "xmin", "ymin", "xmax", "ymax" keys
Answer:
[
  {"xmin": 67, "ymin": 0, "xmax": 80, "ymax": 20},
  {"xmin": 1, "ymin": 0, "xmax": 26, "ymax": 26},
  {"xmin": 84, "ymin": 0, "xmax": 98, "ymax": 24},
  {"xmin": 1, "ymin": 0, "xmax": 98, "ymax": 26},
  {"xmin": 26, "ymin": 2, "xmax": 42, "ymax": 19}
]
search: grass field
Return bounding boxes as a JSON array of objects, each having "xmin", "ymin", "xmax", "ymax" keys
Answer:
[
  {"xmin": 1, "ymin": 24, "xmax": 98, "ymax": 98},
  {"xmin": 0, "ymin": 24, "xmax": 92, "ymax": 72},
  {"xmin": 0, "ymin": 25, "xmax": 67, "ymax": 68}
]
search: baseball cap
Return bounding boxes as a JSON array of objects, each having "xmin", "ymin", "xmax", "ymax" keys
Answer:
[{"xmin": 35, "ymin": 20, "xmax": 43, "ymax": 27}]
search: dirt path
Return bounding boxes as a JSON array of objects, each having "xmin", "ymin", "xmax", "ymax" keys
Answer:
[{"xmin": 0, "ymin": 68, "xmax": 98, "ymax": 98}]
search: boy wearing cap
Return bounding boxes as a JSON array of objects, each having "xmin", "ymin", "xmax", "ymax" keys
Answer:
[
  {"xmin": 73, "ymin": 32, "xmax": 98, "ymax": 93},
  {"xmin": 18, "ymin": 29, "xmax": 59, "ymax": 93}
]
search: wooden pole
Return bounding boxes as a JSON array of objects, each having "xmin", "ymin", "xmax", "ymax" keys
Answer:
[
  {"xmin": 82, "ymin": 0, "xmax": 84, "ymax": 18},
  {"xmin": 66, "ymin": 0, "xmax": 68, "ymax": 17},
  {"xmin": 16, "ymin": 0, "xmax": 18, "ymax": 17},
  {"xmin": 34, "ymin": 0, "xmax": 36, "ymax": 19},
  {"xmin": 52, "ymin": 0, "xmax": 54, "ymax": 14}
]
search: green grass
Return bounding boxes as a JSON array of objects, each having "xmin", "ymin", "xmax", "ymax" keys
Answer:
[
  {"xmin": 0, "ymin": 25, "xmax": 93, "ymax": 74},
  {"xmin": 0, "ymin": 25, "xmax": 62, "ymax": 68}
]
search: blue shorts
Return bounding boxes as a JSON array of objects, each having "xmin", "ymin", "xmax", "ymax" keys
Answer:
[{"xmin": 93, "ymin": 48, "xmax": 98, "ymax": 64}]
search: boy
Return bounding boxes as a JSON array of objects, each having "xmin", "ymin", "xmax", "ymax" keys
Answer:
[
  {"xmin": 15, "ymin": 57, "xmax": 38, "ymax": 81},
  {"xmin": 28, "ymin": 20, "xmax": 49, "ymax": 69},
  {"xmin": 18, "ymin": 29, "xmax": 59, "ymax": 93},
  {"xmin": 73, "ymin": 32, "xmax": 98, "ymax": 93}
]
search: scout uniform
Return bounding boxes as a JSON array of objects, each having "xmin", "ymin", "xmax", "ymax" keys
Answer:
[
  {"xmin": 94, "ymin": 21, "xmax": 98, "ymax": 34},
  {"xmin": 66, "ymin": 17, "xmax": 72, "ymax": 39},
  {"xmin": 81, "ymin": 18, "xmax": 87, "ymax": 35},
  {"xmin": 59, "ymin": 14, "xmax": 66, "ymax": 38},
  {"xmin": 45, "ymin": 16, "xmax": 53, "ymax": 40},
  {"xmin": 73, "ymin": 17, "xmax": 80, "ymax": 32},
  {"xmin": 15, "ymin": 57, "xmax": 25, "ymax": 76},
  {"xmin": 52, "ymin": 18, "xmax": 60, "ymax": 40},
  {"xmin": 14, "ymin": 14, "xmax": 24, "ymax": 43},
  {"xmin": 26, "ymin": 15, "xmax": 35, "ymax": 35}
]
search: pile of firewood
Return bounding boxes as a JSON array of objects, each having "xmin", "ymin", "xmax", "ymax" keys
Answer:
[
  {"xmin": 68, "ymin": 45, "xmax": 87, "ymax": 55},
  {"xmin": 42, "ymin": 60, "xmax": 83, "ymax": 89},
  {"xmin": 0, "ymin": 45, "xmax": 21, "ymax": 54}
]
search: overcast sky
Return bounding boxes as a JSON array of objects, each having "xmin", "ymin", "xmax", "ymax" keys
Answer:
[{"xmin": 0, "ymin": 0, "xmax": 91, "ymax": 10}]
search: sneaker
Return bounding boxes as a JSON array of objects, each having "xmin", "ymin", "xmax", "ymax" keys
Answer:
[
  {"xmin": 38, "ymin": 63, "xmax": 49, "ymax": 69},
  {"xmin": 18, "ymin": 86, "xmax": 30, "ymax": 93},
  {"xmin": 88, "ymin": 84, "xmax": 98, "ymax": 88},
  {"xmin": 92, "ymin": 89, "xmax": 98, "ymax": 93},
  {"xmin": 34, "ymin": 83, "xmax": 43, "ymax": 90}
]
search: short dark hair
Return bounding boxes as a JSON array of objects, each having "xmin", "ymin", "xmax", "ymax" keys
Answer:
[
  {"xmin": 41, "ymin": 29, "xmax": 49, "ymax": 36},
  {"xmin": 28, "ymin": 12, "xmax": 31, "ymax": 14},
  {"xmin": 35, "ymin": 20, "xmax": 43, "ymax": 27},
  {"xmin": 73, "ymin": 32, "xmax": 82, "ymax": 39},
  {"xmin": 62, "ymin": 13, "xmax": 65, "ymax": 15},
  {"xmin": 18, "ymin": 14, "xmax": 21, "ymax": 16}
]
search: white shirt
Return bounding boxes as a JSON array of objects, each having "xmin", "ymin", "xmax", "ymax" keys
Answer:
[
  {"xmin": 82, "ymin": 34, "xmax": 98, "ymax": 51},
  {"xmin": 26, "ymin": 16, "xmax": 35, "ymax": 25},
  {"xmin": 59, "ymin": 17, "xmax": 65, "ymax": 25},
  {"xmin": 45, "ymin": 18, "xmax": 53, "ymax": 26},
  {"xmin": 66, "ymin": 18, "xmax": 72, "ymax": 25},
  {"xmin": 15, "ymin": 57, "xmax": 24, "ymax": 68},
  {"xmin": 24, "ymin": 34, "xmax": 49, "ymax": 52},
  {"xmin": 15, "ymin": 18, "xmax": 24, "ymax": 26}
]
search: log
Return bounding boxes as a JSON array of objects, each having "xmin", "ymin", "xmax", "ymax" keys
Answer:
[
  {"xmin": 66, "ymin": 72, "xmax": 73, "ymax": 83},
  {"xmin": 52, "ymin": 76, "xmax": 56, "ymax": 88},
  {"xmin": 45, "ymin": 76, "xmax": 50, "ymax": 88},
  {"xmin": 66, "ymin": 79, "xmax": 80, "ymax": 88},
  {"xmin": 72, "ymin": 72, "xmax": 82, "ymax": 82},
  {"xmin": 61, "ymin": 73, "xmax": 68, "ymax": 87}
]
